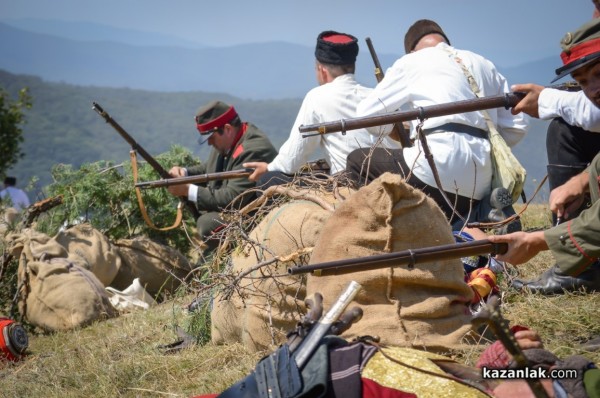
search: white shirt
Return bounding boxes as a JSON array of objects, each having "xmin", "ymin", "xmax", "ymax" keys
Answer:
[
  {"xmin": 0, "ymin": 186, "xmax": 30, "ymax": 211},
  {"xmin": 539, "ymin": 88, "xmax": 600, "ymax": 132},
  {"xmin": 357, "ymin": 43, "xmax": 528, "ymax": 200},
  {"xmin": 268, "ymin": 74, "xmax": 400, "ymax": 175}
]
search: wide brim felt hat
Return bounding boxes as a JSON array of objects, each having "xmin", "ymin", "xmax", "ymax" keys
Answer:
[{"xmin": 552, "ymin": 18, "xmax": 600, "ymax": 83}]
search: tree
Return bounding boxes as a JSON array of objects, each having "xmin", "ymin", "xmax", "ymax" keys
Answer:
[{"xmin": 0, "ymin": 87, "xmax": 32, "ymax": 177}]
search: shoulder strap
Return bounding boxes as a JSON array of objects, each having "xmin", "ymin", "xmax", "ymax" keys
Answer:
[{"xmin": 444, "ymin": 48, "xmax": 498, "ymax": 138}]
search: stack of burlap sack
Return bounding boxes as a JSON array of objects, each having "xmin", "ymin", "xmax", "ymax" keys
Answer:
[
  {"xmin": 211, "ymin": 173, "xmax": 475, "ymax": 353},
  {"xmin": 3, "ymin": 224, "xmax": 192, "ymax": 331}
]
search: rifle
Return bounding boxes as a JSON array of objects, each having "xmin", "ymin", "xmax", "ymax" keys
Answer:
[
  {"xmin": 92, "ymin": 102, "xmax": 200, "ymax": 219},
  {"xmin": 299, "ymin": 92, "xmax": 524, "ymax": 137},
  {"xmin": 216, "ymin": 281, "xmax": 363, "ymax": 398},
  {"xmin": 288, "ymin": 239, "xmax": 507, "ymax": 276},
  {"xmin": 293, "ymin": 281, "xmax": 362, "ymax": 368},
  {"xmin": 135, "ymin": 168, "xmax": 253, "ymax": 189},
  {"xmin": 365, "ymin": 37, "xmax": 413, "ymax": 148},
  {"xmin": 472, "ymin": 296, "xmax": 550, "ymax": 398}
]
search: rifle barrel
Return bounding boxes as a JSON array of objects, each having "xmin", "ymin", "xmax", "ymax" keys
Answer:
[
  {"xmin": 365, "ymin": 37, "xmax": 384, "ymax": 83},
  {"xmin": 288, "ymin": 239, "xmax": 508, "ymax": 276},
  {"xmin": 135, "ymin": 168, "xmax": 253, "ymax": 189},
  {"xmin": 92, "ymin": 102, "xmax": 200, "ymax": 218},
  {"xmin": 298, "ymin": 92, "xmax": 524, "ymax": 136},
  {"xmin": 92, "ymin": 102, "xmax": 171, "ymax": 179}
]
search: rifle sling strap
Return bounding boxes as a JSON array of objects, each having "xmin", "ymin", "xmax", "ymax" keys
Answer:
[{"xmin": 130, "ymin": 151, "xmax": 183, "ymax": 231}]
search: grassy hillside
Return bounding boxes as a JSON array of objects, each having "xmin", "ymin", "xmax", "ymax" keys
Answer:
[
  {"xmin": 0, "ymin": 203, "xmax": 598, "ymax": 397},
  {"xmin": 0, "ymin": 70, "xmax": 301, "ymax": 197}
]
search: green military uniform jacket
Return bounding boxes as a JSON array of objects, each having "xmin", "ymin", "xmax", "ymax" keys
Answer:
[
  {"xmin": 187, "ymin": 122, "xmax": 277, "ymax": 212},
  {"xmin": 545, "ymin": 152, "xmax": 600, "ymax": 276}
]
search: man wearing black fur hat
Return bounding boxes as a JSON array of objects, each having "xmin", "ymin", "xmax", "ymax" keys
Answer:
[
  {"xmin": 244, "ymin": 30, "xmax": 399, "ymax": 185},
  {"xmin": 346, "ymin": 19, "xmax": 528, "ymax": 229},
  {"xmin": 167, "ymin": 101, "xmax": 277, "ymax": 251}
]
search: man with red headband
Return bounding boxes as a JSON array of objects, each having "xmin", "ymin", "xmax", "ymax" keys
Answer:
[
  {"xmin": 489, "ymin": 17, "xmax": 600, "ymax": 295},
  {"xmin": 244, "ymin": 30, "xmax": 399, "ymax": 186},
  {"xmin": 168, "ymin": 101, "xmax": 277, "ymax": 251},
  {"xmin": 509, "ymin": 1, "xmax": 600, "ymax": 231}
]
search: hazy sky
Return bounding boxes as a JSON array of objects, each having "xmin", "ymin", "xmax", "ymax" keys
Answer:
[{"xmin": 0, "ymin": 0, "xmax": 595, "ymax": 67}]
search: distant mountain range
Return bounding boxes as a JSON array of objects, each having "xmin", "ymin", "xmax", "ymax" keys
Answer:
[
  {"xmin": 0, "ymin": 19, "xmax": 560, "ymax": 99},
  {"xmin": 0, "ymin": 19, "xmax": 555, "ymax": 202}
]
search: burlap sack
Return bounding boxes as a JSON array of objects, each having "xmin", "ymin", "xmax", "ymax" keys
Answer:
[
  {"xmin": 306, "ymin": 173, "xmax": 475, "ymax": 351},
  {"xmin": 211, "ymin": 188, "xmax": 352, "ymax": 352},
  {"xmin": 53, "ymin": 223, "xmax": 122, "ymax": 286},
  {"xmin": 7, "ymin": 229, "xmax": 117, "ymax": 331},
  {"xmin": 111, "ymin": 237, "xmax": 193, "ymax": 297}
]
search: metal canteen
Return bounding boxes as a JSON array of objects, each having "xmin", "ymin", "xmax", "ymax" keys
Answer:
[{"xmin": 0, "ymin": 317, "xmax": 29, "ymax": 361}]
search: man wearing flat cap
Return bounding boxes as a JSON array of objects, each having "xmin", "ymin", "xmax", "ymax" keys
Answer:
[
  {"xmin": 168, "ymin": 101, "xmax": 277, "ymax": 250},
  {"xmin": 244, "ymin": 30, "xmax": 399, "ymax": 185},
  {"xmin": 346, "ymin": 19, "xmax": 528, "ymax": 230},
  {"xmin": 489, "ymin": 17, "xmax": 600, "ymax": 295}
]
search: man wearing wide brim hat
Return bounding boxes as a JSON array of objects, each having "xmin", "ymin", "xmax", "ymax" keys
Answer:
[
  {"xmin": 489, "ymin": 18, "xmax": 600, "ymax": 296},
  {"xmin": 243, "ymin": 30, "xmax": 399, "ymax": 186},
  {"xmin": 168, "ymin": 101, "xmax": 277, "ymax": 252}
]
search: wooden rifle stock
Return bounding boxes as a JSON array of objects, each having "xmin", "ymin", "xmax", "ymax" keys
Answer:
[
  {"xmin": 299, "ymin": 92, "xmax": 525, "ymax": 136},
  {"xmin": 92, "ymin": 102, "xmax": 200, "ymax": 219},
  {"xmin": 365, "ymin": 37, "xmax": 413, "ymax": 148},
  {"xmin": 288, "ymin": 239, "xmax": 508, "ymax": 276},
  {"xmin": 135, "ymin": 168, "xmax": 253, "ymax": 189}
]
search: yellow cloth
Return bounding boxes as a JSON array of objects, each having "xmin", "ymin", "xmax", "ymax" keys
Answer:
[{"xmin": 362, "ymin": 347, "xmax": 490, "ymax": 398}]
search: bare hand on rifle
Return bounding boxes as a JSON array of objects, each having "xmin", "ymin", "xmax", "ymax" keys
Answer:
[
  {"xmin": 514, "ymin": 329, "xmax": 544, "ymax": 351},
  {"xmin": 243, "ymin": 161, "xmax": 268, "ymax": 182},
  {"xmin": 549, "ymin": 171, "xmax": 589, "ymax": 221},
  {"xmin": 509, "ymin": 84, "xmax": 545, "ymax": 118},
  {"xmin": 487, "ymin": 231, "xmax": 549, "ymax": 265},
  {"xmin": 167, "ymin": 166, "xmax": 189, "ymax": 197}
]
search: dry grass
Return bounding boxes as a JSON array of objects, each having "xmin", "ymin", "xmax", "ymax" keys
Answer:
[
  {"xmin": 1, "ymin": 203, "xmax": 599, "ymax": 397},
  {"xmin": 1, "ymin": 297, "xmax": 263, "ymax": 397}
]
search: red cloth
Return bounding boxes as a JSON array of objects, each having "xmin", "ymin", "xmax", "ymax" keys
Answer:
[
  {"xmin": 476, "ymin": 325, "xmax": 530, "ymax": 368},
  {"xmin": 362, "ymin": 377, "xmax": 417, "ymax": 398}
]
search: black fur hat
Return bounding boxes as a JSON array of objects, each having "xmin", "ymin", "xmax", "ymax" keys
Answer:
[{"xmin": 315, "ymin": 31, "xmax": 359, "ymax": 65}]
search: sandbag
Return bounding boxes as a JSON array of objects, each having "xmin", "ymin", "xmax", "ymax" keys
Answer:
[
  {"xmin": 53, "ymin": 223, "xmax": 122, "ymax": 286},
  {"xmin": 306, "ymin": 173, "xmax": 475, "ymax": 351},
  {"xmin": 111, "ymin": 237, "xmax": 193, "ymax": 297},
  {"xmin": 211, "ymin": 188, "xmax": 352, "ymax": 352},
  {"xmin": 7, "ymin": 229, "xmax": 117, "ymax": 331}
]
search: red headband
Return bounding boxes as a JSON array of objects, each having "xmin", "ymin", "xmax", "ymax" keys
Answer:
[
  {"xmin": 196, "ymin": 106, "xmax": 237, "ymax": 134},
  {"xmin": 560, "ymin": 37, "xmax": 600, "ymax": 66}
]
